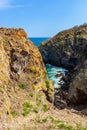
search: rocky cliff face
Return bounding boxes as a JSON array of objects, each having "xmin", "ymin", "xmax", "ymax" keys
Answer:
[
  {"xmin": 0, "ymin": 28, "xmax": 54, "ymax": 119},
  {"xmin": 69, "ymin": 60, "xmax": 87, "ymax": 104},
  {"xmin": 39, "ymin": 25, "xmax": 87, "ymax": 105},
  {"xmin": 39, "ymin": 25, "xmax": 87, "ymax": 69}
]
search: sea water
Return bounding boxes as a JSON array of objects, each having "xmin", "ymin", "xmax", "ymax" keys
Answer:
[
  {"xmin": 30, "ymin": 37, "xmax": 67, "ymax": 88},
  {"xmin": 46, "ymin": 64, "xmax": 67, "ymax": 88},
  {"xmin": 30, "ymin": 37, "xmax": 49, "ymax": 46}
]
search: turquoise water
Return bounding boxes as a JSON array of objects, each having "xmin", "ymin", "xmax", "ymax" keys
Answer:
[
  {"xmin": 46, "ymin": 64, "xmax": 67, "ymax": 88},
  {"xmin": 30, "ymin": 37, "xmax": 67, "ymax": 88}
]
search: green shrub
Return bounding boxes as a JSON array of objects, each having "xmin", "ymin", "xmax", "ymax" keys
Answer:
[
  {"xmin": 76, "ymin": 123, "xmax": 87, "ymax": 130},
  {"xmin": 33, "ymin": 108, "xmax": 38, "ymax": 113},
  {"xmin": 49, "ymin": 116, "xmax": 63, "ymax": 124},
  {"xmin": 11, "ymin": 110, "xmax": 18, "ymax": 117},
  {"xmin": 29, "ymin": 93, "xmax": 34, "ymax": 97},
  {"xmin": 41, "ymin": 118, "xmax": 48, "ymax": 123},
  {"xmin": 3, "ymin": 39, "xmax": 8, "ymax": 44},
  {"xmin": 22, "ymin": 109, "xmax": 31, "ymax": 116},
  {"xmin": 45, "ymin": 80, "xmax": 50, "ymax": 89},
  {"xmin": 58, "ymin": 123, "xmax": 73, "ymax": 130},
  {"xmin": 22, "ymin": 102, "xmax": 33, "ymax": 116},
  {"xmin": 43, "ymin": 104, "xmax": 49, "ymax": 112},
  {"xmin": 23, "ymin": 102, "xmax": 33, "ymax": 108},
  {"xmin": 36, "ymin": 99, "xmax": 41, "ymax": 106}
]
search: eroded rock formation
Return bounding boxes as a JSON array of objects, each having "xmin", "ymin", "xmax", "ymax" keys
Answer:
[{"xmin": 39, "ymin": 25, "xmax": 87, "ymax": 105}]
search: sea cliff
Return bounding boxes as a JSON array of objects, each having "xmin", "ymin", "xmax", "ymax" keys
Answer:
[{"xmin": 39, "ymin": 24, "xmax": 87, "ymax": 105}]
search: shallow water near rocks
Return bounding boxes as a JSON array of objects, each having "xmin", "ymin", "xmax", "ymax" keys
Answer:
[
  {"xmin": 30, "ymin": 37, "xmax": 68, "ymax": 88},
  {"xmin": 46, "ymin": 64, "xmax": 68, "ymax": 88}
]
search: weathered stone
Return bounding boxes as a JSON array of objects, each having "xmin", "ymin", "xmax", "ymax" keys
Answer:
[
  {"xmin": 39, "ymin": 25, "xmax": 87, "ymax": 105},
  {"xmin": 68, "ymin": 60, "xmax": 87, "ymax": 104},
  {"xmin": 0, "ymin": 28, "xmax": 54, "ymax": 114},
  {"xmin": 39, "ymin": 25, "xmax": 87, "ymax": 70}
]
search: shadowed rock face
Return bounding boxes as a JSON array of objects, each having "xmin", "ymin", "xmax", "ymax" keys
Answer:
[
  {"xmin": 39, "ymin": 25, "xmax": 87, "ymax": 70},
  {"xmin": 39, "ymin": 25, "xmax": 87, "ymax": 105},
  {"xmin": 69, "ymin": 60, "xmax": 87, "ymax": 104},
  {"xmin": 0, "ymin": 28, "xmax": 54, "ymax": 115}
]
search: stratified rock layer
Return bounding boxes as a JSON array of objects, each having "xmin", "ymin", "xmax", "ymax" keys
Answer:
[{"xmin": 39, "ymin": 25, "xmax": 87, "ymax": 105}]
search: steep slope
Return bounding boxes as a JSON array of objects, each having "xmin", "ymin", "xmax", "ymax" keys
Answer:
[
  {"xmin": 0, "ymin": 28, "xmax": 54, "ymax": 121},
  {"xmin": 39, "ymin": 24, "xmax": 87, "ymax": 105}
]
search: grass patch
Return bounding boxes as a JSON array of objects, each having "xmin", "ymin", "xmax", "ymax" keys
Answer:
[
  {"xmin": 19, "ymin": 83, "xmax": 26, "ymax": 89},
  {"xmin": 58, "ymin": 123, "xmax": 73, "ymax": 130},
  {"xmin": 7, "ymin": 128, "xmax": 10, "ymax": 130},
  {"xmin": 76, "ymin": 124, "xmax": 87, "ymax": 130},
  {"xmin": 29, "ymin": 93, "xmax": 34, "ymax": 97},
  {"xmin": 45, "ymin": 80, "xmax": 50, "ymax": 89},
  {"xmin": 36, "ymin": 99, "xmax": 41, "ymax": 106},
  {"xmin": 41, "ymin": 118, "xmax": 48, "ymax": 123},
  {"xmin": 49, "ymin": 116, "xmax": 63, "ymax": 124},
  {"xmin": 33, "ymin": 108, "xmax": 38, "ymax": 113},
  {"xmin": 11, "ymin": 110, "xmax": 18, "ymax": 117},
  {"xmin": 43, "ymin": 104, "xmax": 49, "ymax": 112},
  {"xmin": 22, "ymin": 102, "xmax": 33, "ymax": 116},
  {"xmin": 23, "ymin": 102, "xmax": 33, "ymax": 108}
]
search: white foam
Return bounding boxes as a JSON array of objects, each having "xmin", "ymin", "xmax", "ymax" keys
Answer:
[{"xmin": 46, "ymin": 64, "xmax": 67, "ymax": 88}]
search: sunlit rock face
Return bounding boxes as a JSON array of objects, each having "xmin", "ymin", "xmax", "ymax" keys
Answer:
[{"xmin": 0, "ymin": 28, "xmax": 54, "ymax": 116}]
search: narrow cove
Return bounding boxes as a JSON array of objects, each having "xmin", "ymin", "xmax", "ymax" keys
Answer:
[
  {"xmin": 30, "ymin": 37, "xmax": 68, "ymax": 88},
  {"xmin": 46, "ymin": 64, "xmax": 67, "ymax": 88}
]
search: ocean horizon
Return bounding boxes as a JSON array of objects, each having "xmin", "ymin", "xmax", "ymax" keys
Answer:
[{"xmin": 30, "ymin": 37, "xmax": 50, "ymax": 46}]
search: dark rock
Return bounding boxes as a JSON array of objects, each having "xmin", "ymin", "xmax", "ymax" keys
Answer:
[
  {"xmin": 68, "ymin": 60, "xmax": 87, "ymax": 105},
  {"xmin": 54, "ymin": 88, "xmax": 68, "ymax": 109},
  {"xmin": 39, "ymin": 25, "xmax": 87, "ymax": 105},
  {"xmin": 55, "ymin": 73, "xmax": 63, "ymax": 78}
]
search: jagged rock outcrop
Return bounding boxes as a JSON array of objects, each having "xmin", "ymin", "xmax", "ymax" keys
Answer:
[
  {"xmin": 39, "ymin": 25, "xmax": 87, "ymax": 105},
  {"xmin": 0, "ymin": 28, "xmax": 54, "ymax": 118}
]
